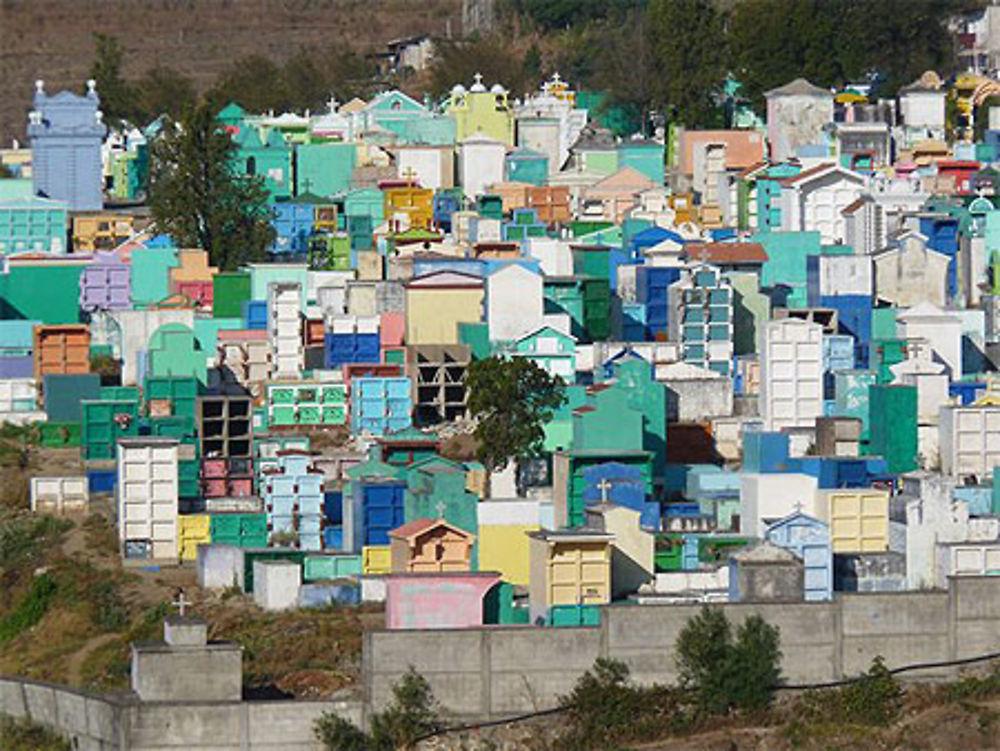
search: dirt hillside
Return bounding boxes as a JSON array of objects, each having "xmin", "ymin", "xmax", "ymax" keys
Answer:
[{"xmin": 0, "ymin": 0, "xmax": 463, "ymax": 143}]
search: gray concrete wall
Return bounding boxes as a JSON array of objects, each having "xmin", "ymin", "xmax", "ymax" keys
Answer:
[
  {"xmin": 0, "ymin": 676, "xmax": 123, "ymax": 751},
  {"xmin": 364, "ymin": 577, "xmax": 1000, "ymax": 720},
  {"xmin": 0, "ymin": 675, "xmax": 362, "ymax": 751}
]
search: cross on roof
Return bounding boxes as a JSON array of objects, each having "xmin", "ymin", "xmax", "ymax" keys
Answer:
[
  {"xmin": 172, "ymin": 589, "xmax": 191, "ymax": 618},
  {"xmin": 301, "ymin": 178, "xmax": 313, "ymax": 193},
  {"xmin": 473, "ymin": 72, "xmax": 483, "ymax": 86},
  {"xmin": 596, "ymin": 477, "xmax": 614, "ymax": 503},
  {"xmin": 401, "ymin": 167, "xmax": 418, "ymax": 183},
  {"xmin": 435, "ymin": 500, "xmax": 447, "ymax": 518}
]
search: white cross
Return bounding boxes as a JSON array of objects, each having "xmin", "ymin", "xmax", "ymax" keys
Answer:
[
  {"xmin": 596, "ymin": 478, "xmax": 614, "ymax": 503},
  {"xmin": 172, "ymin": 590, "xmax": 191, "ymax": 617},
  {"xmin": 435, "ymin": 500, "xmax": 447, "ymax": 518},
  {"xmin": 552, "ymin": 72, "xmax": 562, "ymax": 85},
  {"xmin": 473, "ymin": 72, "xmax": 483, "ymax": 87}
]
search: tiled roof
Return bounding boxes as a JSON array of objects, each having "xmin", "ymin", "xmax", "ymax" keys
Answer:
[{"xmin": 682, "ymin": 242, "xmax": 768, "ymax": 264}]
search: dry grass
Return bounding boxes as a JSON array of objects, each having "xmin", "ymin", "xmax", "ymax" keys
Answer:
[
  {"xmin": 0, "ymin": 0, "xmax": 463, "ymax": 141},
  {"xmin": 0, "ymin": 508, "xmax": 382, "ymax": 698}
]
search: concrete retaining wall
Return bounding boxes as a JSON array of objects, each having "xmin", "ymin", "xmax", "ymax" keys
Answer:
[
  {"xmin": 0, "ymin": 676, "xmax": 362, "ymax": 750},
  {"xmin": 0, "ymin": 677, "xmax": 123, "ymax": 751},
  {"xmin": 364, "ymin": 576, "xmax": 1000, "ymax": 720}
]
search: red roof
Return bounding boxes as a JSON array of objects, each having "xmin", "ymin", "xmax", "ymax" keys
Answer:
[
  {"xmin": 937, "ymin": 160, "xmax": 980, "ymax": 171},
  {"xmin": 682, "ymin": 242, "xmax": 768, "ymax": 264},
  {"xmin": 388, "ymin": 517, "xmax": 470, "ymax": 540},
  {"xmin": 779, "ymin": 162, "xmax": 837, "ymax": 186}
]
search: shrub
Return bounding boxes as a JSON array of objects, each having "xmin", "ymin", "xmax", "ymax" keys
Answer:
[
  {"xmin": 0, "ymin": 573, "xmax": 58, "ymax": 646},
  {"xmin": 92, "ymin": 579, "xmax": 129, "ymax": 631},
  {"xmin": 556, "ymin": 658, "xmax": 688, "ymax": 750},
  {"xmin": 316, "ymin": 667, "xmax": 440, "ymax": 751},
  {"xmin": 0, "ymin": 714, "xmax": 70, "ymax": 751},
  {"xmin": 675, "ymin": 606, "xmax": 782, "ymax": 716},
  {"xmin": 945, "ymin": 661, "xmax": 1000, "ymax": 702},
  {"xmin": 799, "ymin": 656, "xmax": 903, "ymax": 727}
]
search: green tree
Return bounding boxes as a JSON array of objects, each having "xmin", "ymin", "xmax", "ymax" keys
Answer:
[
  {"xmin": 512, "ymin": 0, "xmax": 643, "ymax": 31},
  {"xmin": 592, "ymin": 8, "xmax": 658, "ymax": 135},
  {"xmin": 675, "ymin": 605, "xmax": 733, "ymax": 714},
  {"xmin": 647, "ymin": 0, "xmax": 728, "ymax": 127},
  {"xmin": 135, "ymin": 66, "xmax": 196, "ymax": 123},
  {"xmin": 315, "ymin": 667, "xmax": 439, "ymax": 751},
  {"xmin": 210, "ymin": 55, "xmax": 287, "ymax": 113},
  {"xmin": 466, "ymin": 356, "xmax": 566, "ymax": 471},
  {"xmin": 148, "ymin": 103, "xmax": 273, "ymax": 270},
  {"xmin": 88, "ymin": 34, "xmax": 139, "ymax": 125},
  {"xmin": 728, "ymin": 0, "xmax": 970, "ymax": 114},
  {"xmin": 675, "ymin": 606, "xmax": 783, "ymax": 715},
  {"xmin": 427, "ymin": 37, "xmax": 536, "ymax": 99}
]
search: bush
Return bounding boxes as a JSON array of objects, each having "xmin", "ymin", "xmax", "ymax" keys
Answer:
[
  {"xmin": 799, "ymin": 656, "xmax": 903, "ymax": 727},
  {"xmin": 92, "ymin": 580, "xmax": 129, "ymax": 631},
  {"xmin": 945, "ymin": 661, "xmax": 1000, "ymax": 702},
  {"xmin": 0, "ymin": 714, "xmax": 70, "ymax": 751},
  {"xmin": 0, "ymin": 514, "xmax": 70, "ymax": 578},
  {"xmin": 0, "ymin": 573, "xmax": 58, "ymax": 646},
  {"xmin": 556, "ymin": 658, "xmax": 688, "ymax": 750},
  {"xmin": 675, "ymin": 606, "xmax": 782, "ymax": 716},
  {"xmin": 316, "ymin": 667, "xmax": 440, "ymax": 751}
]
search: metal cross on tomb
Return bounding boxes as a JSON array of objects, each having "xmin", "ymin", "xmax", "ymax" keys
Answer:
[
  {"xmin": 172, "ymin": 590, "xmax": 191, "ymax": 617},
  {"xmin": 596, "ymin": 477, "xmax": 614, "ymax": 503}
]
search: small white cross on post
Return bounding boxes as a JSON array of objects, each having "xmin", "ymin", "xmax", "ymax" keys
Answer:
[
  {"xmin": 435, "ymin": 500, "xmax": 447, "ymax": 519},
  {"xmin": 172, "ymin": 590, "xmax": 191, "ymax": 618},
  {"xmin": 596, "ymin": 478, "xmax": 614, "ymax": 504}
]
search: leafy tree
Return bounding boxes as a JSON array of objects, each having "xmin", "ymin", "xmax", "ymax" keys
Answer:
[
  {"xmin": 88, "ymin": 34, "xmax": 139, "ymax": 126},
  {"xmin": 591, "ymin": 8, "xmax": 658, "ymax": 135},
  {"xmin": 511, "ymin": 0, "xmax": 644, "ymax": 31},
  {"xmin": 466, "ymin": 356, "xmax": 566, "ymax": 471},
  {"xmin": 675, "ymin": 606, "xmax": 783, "ymax": 715},
  {"xmin": 729, "ymin": 614, "xmax": 783, "ymax": 712},
  {"xmin": 210, "ymin": 55, "xmax": 287, "ymax": 113},
  {"xmin": 315, "ymin": 667, "xmax": 439, "ymax": 751},
  {"xmin": 728, "ymin": 0, "xmax": 971, "ymax": 114},
  {"xmin": 148, "ymin": 103, "xmax": 273, "ymax": 271},
  {"xmin": 136, "ymin": 66, "xmax": 196, "ymax": 123},
  {"xmin": 647, "ymin": 0, "xmax": 728, "ymax": 128},
  {"xmin": 675, "ymin": 605, "xmax": 734, "ymax": 714},
  {"xmin": 427, "ymin": 37, "xmax": 537, "ymax": 99}
]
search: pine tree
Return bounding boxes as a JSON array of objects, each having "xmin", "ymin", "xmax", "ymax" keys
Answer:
[{"xmin": 148, "ymin": 103, "xmax": 273, "ymax": 271}]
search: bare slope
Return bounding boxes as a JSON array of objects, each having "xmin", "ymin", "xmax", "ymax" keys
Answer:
[{"xmin": 0, "ymin": 0, "xmax": 462, "ymax": 142}]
